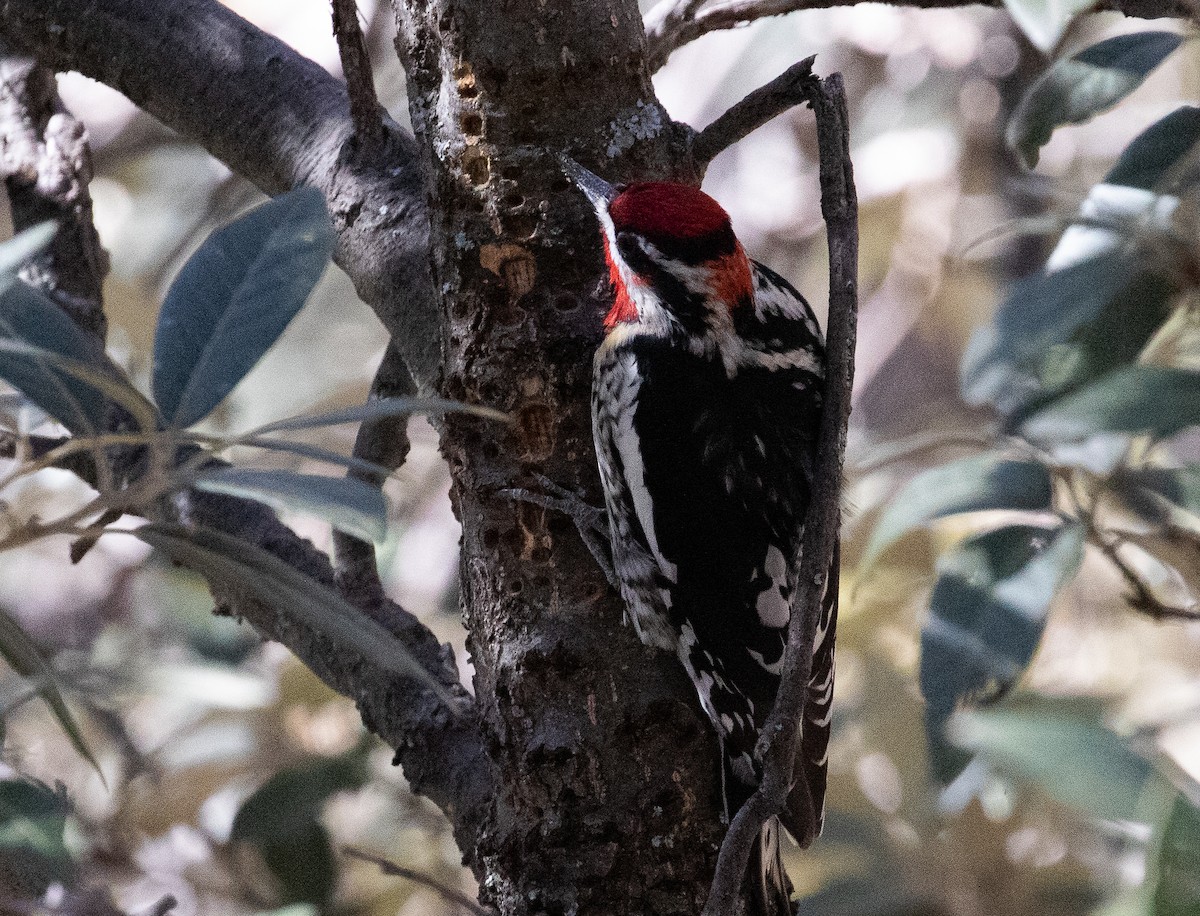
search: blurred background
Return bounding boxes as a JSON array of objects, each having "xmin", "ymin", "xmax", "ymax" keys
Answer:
[{"xmin": 0, "ymin": 2, "xmax": 1197, "ymax": 914}]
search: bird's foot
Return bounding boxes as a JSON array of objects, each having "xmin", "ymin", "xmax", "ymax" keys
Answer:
[{"xmin": 501, "ymin": 474, "xmax": 617, "ymax": 587}]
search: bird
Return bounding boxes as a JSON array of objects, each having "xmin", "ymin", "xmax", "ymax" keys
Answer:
[{"xmin": 560, "ymin": 155, "xmax": 838, "ymax": 914}]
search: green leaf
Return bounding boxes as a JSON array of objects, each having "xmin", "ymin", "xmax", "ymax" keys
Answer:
[
  {"xmin": 0, "ymin": 338, "xmax": 159, "ymax": 435},
  {"xmin": 922, "ymin": 522, "xmax": 1084, "ymax": 782},
  {"xmin": 1154, "ymin": 795, "xmax": 1200, "ymax": 916},
  {"xmin": 193, "ymin": 468, "xmax": 387, "ymax": 542},
  {"xmin": 133, "ymin": 524, "xmax": 445, "ymax": 694},
  {"xmin": 961, "ymin": 251, "xmax": 1174, "ymax": 418},
  {"xmin": 249, "ymin": 396, "xmax": 509, "ymax": 436},
  {"xmin": 949, "ymin": 696, "xmax": 1153, "ymax": 822},
  {"xmin": 1008, "ymin": 32, "xmax": 1184, "ymax": 168},
  {"xmin": 1001, "ymin": 0, "xmax": 1096, "ymax": 54},
  {"xmin": 1119, "ymin": 465, "xmax": 1200, "ymax": 514},
  {"xmin": 0, "ymin": 778, "xmax": 73, "ymax": 897},
  {"xmin": 0, "ymin": 608, "xmax": 103, "ymax": 779},
  {"xmin": 1106, "ymin": 106, "xmax": 1200, "ymax": 190},
  {"xmin": 863, "ymin": 453, "xmax": 1054, "ymax": 570},
  {"xmin": 0, "ymin": 223, "xmax": 56, "ymax": 295},
  {"xmin": 231, "ymin": 752, "xmax": 368, "ymax": 907},
  {"xmin": 0, "ymin": 282, "xmax": 114, "ymax": 434},
  {"xmin": 1020, "ymin": 365, "xmax": 1200, "ymax": 442},
  {"xmin": 152, "ymin": 188, "xmax": 334, "ymax": 428}
]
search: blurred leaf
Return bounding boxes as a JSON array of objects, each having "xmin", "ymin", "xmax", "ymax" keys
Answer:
[
  {"xmin": 961, "ymin": 252, "xmax": 1174, "ymax": 418},
  {"xmin": 0, "ymin": 608, "xmax": 102, "ymax": 779},
  {"xmin": 1106, "ymin": 106, "xmax": 1200, "ymax": 190},
  {"xmin": 1001, "ymin": 0, "xmax": 1095, "ymax": 54},
  {"xmin": 152, "ymin": 188, "xmax": 334, "ymax": 428},
  {"xmin": 863, "ymin": 453, "xmax": 1054, "ymax": 569},
  {"xmin": 1154, "ymin": 795, "xmax": 1200, "ymax": 915},
  {"xmin": 250, "ymin": 395, "xmax": 509, "ymax": 436},
  {"xmin": 1020, "ymin": 365, "xmax": 1200, "ymax": 442},
  {"xmin": 193, "ymin": 468, "xmax": 387, "ymax": 542},
  {"xmin": 231, "ymin": 752, "xmax": 369, "ymax": 908},
  {"xmin": 0, "ymin": 283, "xmax": 117, "ymax": 434},
  {"xmin": 922, "ymin": 522, "xmax": 1085, "ymax": 782},
  {"xmin": 949, "ymin": 696, "xmax": 1153, "ymax": 823},
  {"xmin": 1116, "ymin": 465, "xmax": 1200, "ymax": 519},
  {"xmin": 0, "ymin": 778, "xmax": 73, "ymax": 898},
  {"xmin": 0, "ymin": 223, "xmax": 56, "ymax": 294},
  {"xmin": 1008, "ymin": 32, "xmax": 1184, "ymax": 168},
  {"xmin": 134, "ymin": 524, "xmax": 444, "ymax": 693}
]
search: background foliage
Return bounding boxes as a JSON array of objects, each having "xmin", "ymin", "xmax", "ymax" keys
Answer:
[{"xmin": 0, "ymin": 3, "xmax": 1199, "ymax": 915}]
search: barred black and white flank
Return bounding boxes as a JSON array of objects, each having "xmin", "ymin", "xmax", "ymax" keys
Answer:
[{"xmin": 562, "ymin": 157, "xmax": 838, "ymax": 915}]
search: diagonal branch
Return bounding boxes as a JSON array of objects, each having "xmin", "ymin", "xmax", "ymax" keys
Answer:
[
  {"xmin": 0, "ymin": 0, "xmax": 439, "ymax": 386},
  {"xmin": 0, "ymin": 18, "xmax": 492, "ymax": 864},
  {"xmin": 332, "ymin": 0, "xmax": 386, "ymax": 148},
  {"xmin": 701, "ymin": 65, "xmax": 857, "ymax": 916},
  {"xmin": 645, "ymin": 0, "xmax": 1196, "ymax": 71},
  {"xmin": 689, "ymin": 55, "xmax": 815, "ymax": 172}
]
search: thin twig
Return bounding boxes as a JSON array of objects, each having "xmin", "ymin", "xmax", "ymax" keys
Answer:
[
  {"xmin": 331, "ymin": 0, "xmax": 384, "ymax": 147},
  {"xmin": 647, "ymin": 0, "xmax": 818, "ymax": 72},
  {"xmin": 1090, "ymin": 526, "xmax": 1200, "ymax": 621},
  {"xmin": 702, "ymin": 65, "xmax": 857, "ymax": 916},
  {"xmin": 343, "ymin": 847, "xmax": 493, "ymax": 916},
  {"xmin": 690, "ymin": 55, "xmax": 816, "ymax": 171}
]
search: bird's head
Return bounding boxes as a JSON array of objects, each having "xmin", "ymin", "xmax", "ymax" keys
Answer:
[{"xmin": 560, "ymin": 156, "xmax": 753, "ymax": 336}]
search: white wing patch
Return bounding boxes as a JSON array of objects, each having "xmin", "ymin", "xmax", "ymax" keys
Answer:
[
  {"xmin": 610, "ymin": 351, "xmax": 678, "ymax": 585},
  {"xmin": 755, "ymin": 545, "xmax": 791, "ymax": 629}
]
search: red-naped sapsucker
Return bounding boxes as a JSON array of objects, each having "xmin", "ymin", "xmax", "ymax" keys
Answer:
[{"xmin": 562, "ymin": 157, "xmax": 838, "ymax": 914}]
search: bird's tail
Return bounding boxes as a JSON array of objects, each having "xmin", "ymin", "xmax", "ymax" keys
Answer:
[{"xmin": 746, "ymin": 815, "xmax": 793, "ymax": 916}]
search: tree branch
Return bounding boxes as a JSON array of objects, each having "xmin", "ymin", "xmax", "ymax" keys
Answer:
[
  {"xmin": 645, "ymin": 0, "xmax": 1196, "ymax": 71},
  {"xmin": 332, "ymin": 0, "xmax": 386, "ymax": 148},
  {"xmin": 0, "ymin": 47, "xmax": 108, "ymax": 341},
  {"xmin": 702, "ymin": 65, "xmax": 857, "ymax": 916},
  {"xmin": 333, "ymin": 342, "xmax": 414, "ymax": 611},
  {"xmin": 0, "ymin": 0, "xmax": 440, "ymax": 386},
  {"xmin": 689, "ymin": 55, "xmax": 815, "ymax": 171},
  {"xmin": 0, "ymin": 14, "xmax": 492, "ymax": 863}
]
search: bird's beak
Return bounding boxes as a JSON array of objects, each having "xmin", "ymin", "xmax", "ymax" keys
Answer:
[{"xmin": 558, "ymin": 154, "xmax": 618, "ymax": 211}]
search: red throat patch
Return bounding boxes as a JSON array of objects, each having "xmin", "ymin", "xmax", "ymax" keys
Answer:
[{"xmin": 603, "ymin": 237, "xmax": 639, "ymax": 330}]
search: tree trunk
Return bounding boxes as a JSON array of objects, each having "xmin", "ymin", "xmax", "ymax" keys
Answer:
[{"xmin": 392, "ymin": 1, "xmax": 737, "ymax": 912}]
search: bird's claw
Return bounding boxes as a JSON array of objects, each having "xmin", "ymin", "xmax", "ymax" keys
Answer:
[{"xmin": 501, "ymin": 474, "xmax": 617, "ymax": 587}]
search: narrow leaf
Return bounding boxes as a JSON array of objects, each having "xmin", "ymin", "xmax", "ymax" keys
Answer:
[
  {"xmin": 250, "ymin": 396, "xmax": 509, "ymax": 437},
  {"xmin": 863, "ymin": 453, "xmax": 1054, "ymax": 570},
  {"xmin": 237, "ymin": 437, "xmax": 395, "ymax": 480},
  {"xmin": 0, "ymin": 223, "xmax": 57, "ymax": 294},
  {"xmin": 1001, "ymin": 0, "xmax": 1096, "ymax": 53},
  {"xmin": 134, "ymin": 524, "xmax": 445, "ymax": 695},
  {"xmin": 0, "ymin": 338, "xmax": 158, "ymax": 435},
  {"xmin": 153, "ymin": 188, "xmax": 334, "ymax": 428},
  {"xmin": 922, "ymin": 522, "xmax": 1084, "ymax": 782},
  {"xmin": 949, "ymin": 696, "xmax": 1153, "ymax": 823},
  {"xmin": 1155, "ymin": 795, "xmax": 1200, "ymax": 916},
  {"xmin": 0, "ymin": 608, "xmax": 103, "ymax": 779},
  {"xmin": 1106, "ymin": 105, "xmax": 1200, "ymax": 190},
  {"xmin": 1120, "ymin": 465, "xmax": 1200, "ymax": 514},
  {"xmin": 1020, "ymin": 365, "xmax": 1200, "ymax": 442},
  {"xmin": 961, "ymin": 250, "xmax": 1173, "ymax": 418},
  {"xmin": 1008, "ymin": 32, "xmax": 1184, "ymax": 168},
  {"xmin": 193, "ymin": 468, "xmax": 387, "ymax": 542}
]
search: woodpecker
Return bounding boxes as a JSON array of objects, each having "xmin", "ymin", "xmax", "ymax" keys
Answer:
[{"xmin": 562, "ymin": 156, "xmax": 838, "ymax": 913}]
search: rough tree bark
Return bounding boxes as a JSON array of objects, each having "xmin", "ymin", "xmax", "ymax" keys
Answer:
[{"xmin": 0, "ymin": 0, "xmax": 1188, "ymax": 913}]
